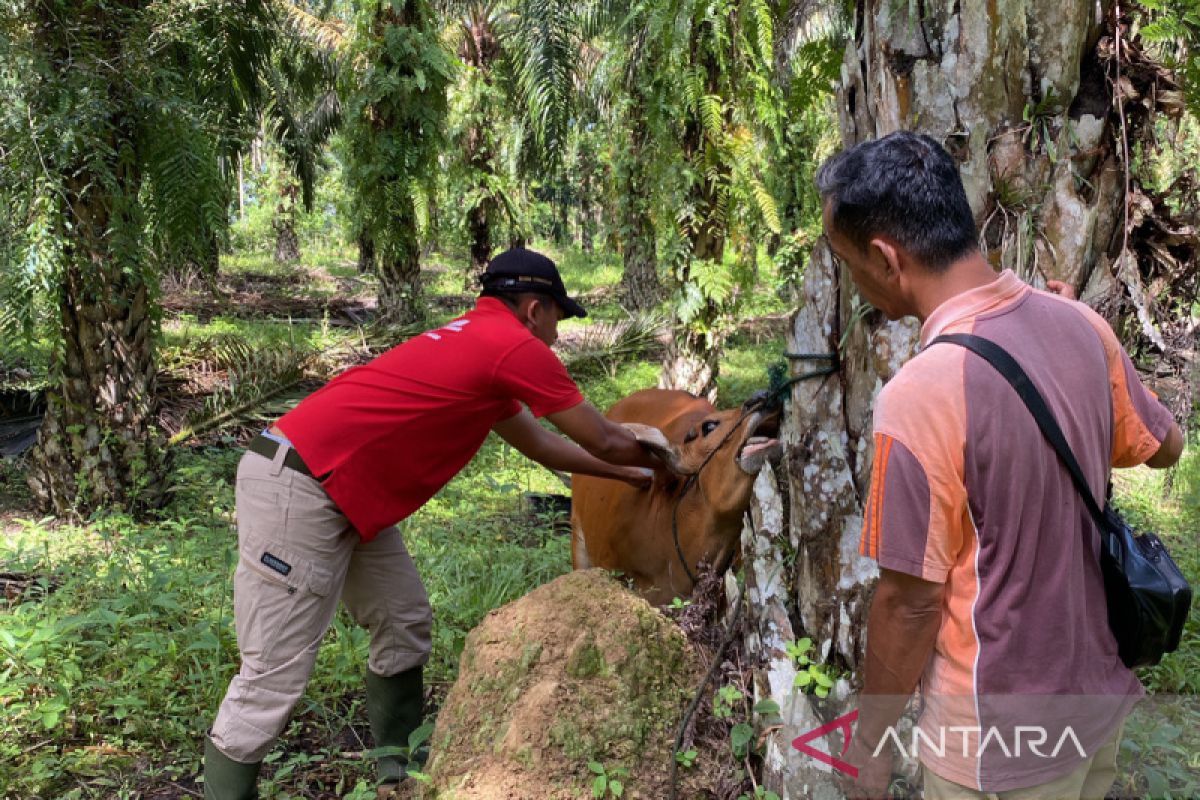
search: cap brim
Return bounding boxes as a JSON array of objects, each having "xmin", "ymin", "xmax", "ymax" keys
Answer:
[{"xmin": 558, "ymin": 294, "xmax": 587, "ymax": 319}]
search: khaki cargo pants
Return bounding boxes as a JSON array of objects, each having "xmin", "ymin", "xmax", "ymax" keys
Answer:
[
  {"xmin": 210, "ymin": 444, "xmax": 433, "ymax": 764},
  {"xmin": 922, "ymin": 723, "xmax": 1123, "ymax": 800}
]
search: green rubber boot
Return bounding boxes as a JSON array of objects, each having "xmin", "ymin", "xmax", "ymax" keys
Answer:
[
  {"xmin": 365, "ymin": 665, "xmax": 425, "ymax": 791},
  {"xmin": 203, "ymin": 736, "xmax": 261, "ymax": 800}
]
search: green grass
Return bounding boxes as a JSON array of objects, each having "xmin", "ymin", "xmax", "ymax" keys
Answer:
[
  {"xmin": 0, "ymin": 262, "xmax": 781, "ymax": 797},
  {"xmin": 0, "ymin": 433, "xmax": 577, "ymax": 796},
  {"xmin": 160, "ymin": 314, "xmax": 351, "ymax": 355},
  {"xmin": 216, "ymin": 244, "xmax": 357, "ymax": 278},
  {"xmin": 1, "ymin": 240, "xmax": 1195, "ymax": 798},
  {"xmin": 1108, "ymin": 435, "xmax": 1200, "ymax": 799},
  {"xmin": 1114, "ymin": 443, "xmax": 1200, "ymax": 696},
  {"xmin": 717, "ymin": 338, "xmax": 788, "ymax": 406},
  {"xmin": 549, "ymin": 243, "xmax": 624, "ymax": 296}
]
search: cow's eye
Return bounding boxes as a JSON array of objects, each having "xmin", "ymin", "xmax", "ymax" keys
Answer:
[{"xmin": 701, "ymin": 420, "xmax": 720, "ymax": 437}]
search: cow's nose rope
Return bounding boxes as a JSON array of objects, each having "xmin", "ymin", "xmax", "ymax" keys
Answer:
[
  {"xmin": 669, "ymin": 351, "xmax": 840, "ymax": 586},
  {"xmin": 671, "ymin": 408, "xmax": 757, "ymax": 585}
]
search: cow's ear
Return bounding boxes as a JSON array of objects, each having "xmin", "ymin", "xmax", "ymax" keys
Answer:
[{"xmin": 621, "ymin": 423, "xmax": 694, "ymax": 475}]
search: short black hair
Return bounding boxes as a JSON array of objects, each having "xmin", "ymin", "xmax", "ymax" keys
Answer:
[{"xmin": 815, "ymin": 131, "xmax": 978, "ymax": 272}]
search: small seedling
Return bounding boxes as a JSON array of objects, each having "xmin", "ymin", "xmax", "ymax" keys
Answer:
[
  {"xmin": 737, "ymin": 788, "xmax": 781, "ymax": 800},
  {"xmin": 730, "ymin": 722, "xmax": 756, "ymax": 757},
  {"xmin": 786, "ymin": 637, "xmax": 836, "ymax": 698},
  {"xmin": 713, "ymin": 683, "xmax": 745, "ymax": 719},
  {"xmin": 366, "ymin": 721, "xmax": 435, "ymax": 783},
  {"xmin": 588, "ymin": 761, "xmax": 628, "ymax": 798},
  {"xmin": 667, "ymin": 596, "xmax": 692, "ymax": 610},
  {"xmin": 674, "ymin": 748, "xmax": 699, "ymax": 769}
]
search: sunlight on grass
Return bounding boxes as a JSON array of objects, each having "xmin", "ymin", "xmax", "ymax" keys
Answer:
[
  {"xmin": 548, "ymin": 244, "xmax": 624, "ymax": 295},
  {"xmin": 3, "ymin": 239, "xmax": 1196, "ymax": 797},
  {"xmin": 717, "ymin": 338, "xmax": 787, "ymax": 406},
  {"xmin": 221, "ymin": 245, "xmax": 357, "ymax": 278}
]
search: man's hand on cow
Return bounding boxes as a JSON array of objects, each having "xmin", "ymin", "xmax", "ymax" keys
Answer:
[
  {"xmin": 620, "ymin": 422, "xmax": 694, "ymax": 476},
  {"xmin": 617, "ymin": 466, "xmax": 654, "ymax": 490}
]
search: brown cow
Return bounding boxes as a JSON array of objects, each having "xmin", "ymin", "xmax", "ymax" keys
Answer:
[{"xmin": 570, "ymin": 388, "xmax": 781, "ymax": 606}]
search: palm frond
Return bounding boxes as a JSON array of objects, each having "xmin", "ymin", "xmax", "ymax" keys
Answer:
[
  {"xmin": 559, "ymin": 311, "xmax": 668, "ymax": 375},
  {"xmin": 506, "ymin": 0, "xmax": 579, "ymax": 162},
  {"xmin": 168, "ymin": 335, "xmax": 315, "ymax": 445},
  {"xmin": 141, "ymin": 107, "xmax": 232, "ymax": 268},
  {"xmin": 275, "ymin": 0, "xmax": 350, "ymax": 56}
]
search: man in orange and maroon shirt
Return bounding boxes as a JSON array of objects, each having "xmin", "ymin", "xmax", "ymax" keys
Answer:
[
  {"xmin": 203, "ymin": 249, "xmax": 673, "ymax": 799},
  {"xmin": 817, "ymin": 132, "xmax": 1184, "ymax": 799}
]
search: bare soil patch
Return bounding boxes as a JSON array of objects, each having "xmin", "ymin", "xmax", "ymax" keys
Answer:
[{"xmin": 418, "ymin": 569, "xmax": 721, "ymax": 800}]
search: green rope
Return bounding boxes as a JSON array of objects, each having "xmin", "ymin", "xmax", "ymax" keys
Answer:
[{"xmin": 761, "ymin": 351, "xmax": 839, "ymax": 408}]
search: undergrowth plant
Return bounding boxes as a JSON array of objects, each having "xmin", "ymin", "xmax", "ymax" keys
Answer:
[
  {"xmin": 0, "ymin": 247, "xmax": 1194, "ymax": 799},
  {"xmin": 587, "ymin": 760, "xmax": 629, "ymax": 798}
]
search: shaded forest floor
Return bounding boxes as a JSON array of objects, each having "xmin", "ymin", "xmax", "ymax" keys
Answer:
[{"xmin": 0, "ymin": 244, "xmax": 1197, "ymax": 798}]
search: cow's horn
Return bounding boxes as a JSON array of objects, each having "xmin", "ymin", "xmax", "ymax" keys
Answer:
[{"xmin": 621, "ymin": 423, "xmax": 694, "ymax": 475}]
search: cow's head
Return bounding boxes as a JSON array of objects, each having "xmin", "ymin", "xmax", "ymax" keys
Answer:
[{"xmin": 625, "ymin": 392, "xmax": 782, "ymax": 516}]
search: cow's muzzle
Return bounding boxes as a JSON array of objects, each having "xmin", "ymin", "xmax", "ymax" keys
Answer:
[{"xmin": 736, "ymin": 410, "xmax": 781, "ymax": 474}]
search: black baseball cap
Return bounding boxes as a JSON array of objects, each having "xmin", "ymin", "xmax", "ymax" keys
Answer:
[{"xmin": 480, "ymin": 248, "xmax": 587, "ymax": 319}]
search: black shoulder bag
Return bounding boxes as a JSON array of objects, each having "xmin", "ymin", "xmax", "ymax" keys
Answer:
[{"xmin": 931, "ymin": 333, "xmax": 1192, "ymax": 668}]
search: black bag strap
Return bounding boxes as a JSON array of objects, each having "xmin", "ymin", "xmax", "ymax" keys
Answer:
[{"xmin": 929, "ymin": 333, "xmax": 1108, "ymax": 529}]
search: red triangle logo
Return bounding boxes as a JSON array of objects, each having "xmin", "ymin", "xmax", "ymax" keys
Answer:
[{"xmin": 791, "ymin": 708, "xmax": 859, "ymax": 777}]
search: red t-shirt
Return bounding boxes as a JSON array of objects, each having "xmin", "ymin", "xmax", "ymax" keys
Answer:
[{"xmin": 276, "ymin": 297, "xmax": 584, "ymax": 539}]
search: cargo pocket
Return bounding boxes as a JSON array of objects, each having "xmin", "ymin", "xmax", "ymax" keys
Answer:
[{"xmin": 232, "ymin": 532, "xmax": 335, "ymax": 669}]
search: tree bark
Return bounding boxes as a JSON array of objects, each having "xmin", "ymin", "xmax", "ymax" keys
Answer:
[
  {"xmin": 743, "ymin": 1, "xmax": 1124, "ymax": 796},
  {"xmin": 460, "ymin": 20, "xmax": 501, "ymax": 289},
  {"xmin": 467, "ymin": 200, "xmax": 493, "ymax": 284},
  {"xmin": 659, "ymin": 147, "xmax": 728, "ymax": 399},
  {"xmin": 424, "ymin": 189, "xmax": 440, "ymax": 256},
  {"xmin": 273, "ymin": 172, "xmax": 301, "ymax": 265},
  {"xmin": 194, "ymin": 227, "xmax": 221, "ymax": 283},
  {"xmin": 376, "ymin": 203, "xmax": 425, "ymax": 327},
  {"xmin": 616, "ymin": 118, "xmax": 662, "ymax": 311},
  {"xmin": 30, "ymin": 167, "xmax": 167, "ymax": 517},
  {"xmin": 237, "ymin": 155, "xmax": 245, "ymax": 220},
  {"xmin": 357, "ymin": 228, "xmax": 375, "ymax": 273},
  {"xmin": 577, "ymin": 138, "xmax": 597, "ymax": 254},
  {"xmin": 361, "ymin": 0, "xmax": 433, "ymax": 325},
  {"xmin": 26, "ymin": 0, "xmax": 167, "ymax": 517},
  {"xmin": 658, "ymin": 31, "xmax": 733, "ymax": 401}
]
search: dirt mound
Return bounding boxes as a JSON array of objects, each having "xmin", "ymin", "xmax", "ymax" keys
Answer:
[{"xmin": 419, "ymin": 569, "xmax": 716, "ymax": 799}]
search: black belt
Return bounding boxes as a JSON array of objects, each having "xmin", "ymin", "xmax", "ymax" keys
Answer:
[{"xmin": 247, "ymin": 434, "xmax": 321, "ymax": 478}]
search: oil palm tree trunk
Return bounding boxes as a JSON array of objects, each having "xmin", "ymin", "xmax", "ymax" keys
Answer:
[
  {"xmin": 30, "ymin": 165, "xmax": 166, "ymax": 516},
  {"xmin": 273, "ymin": 169, "xmax": 301, "ymax": 264},
  {"xmin": 617, "ymin": 118, "xmax": 661, "ymax": 311},
  {"xmin": 742, "ymin": 1, "xmax": 1139, "ymax": 795},
  {"xmin": 377, "ymin": 201, "xmax": 425, "ymax": 326}
]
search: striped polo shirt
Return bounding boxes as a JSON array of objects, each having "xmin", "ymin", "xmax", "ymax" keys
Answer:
[{"xmin": 860, "ymin": 270, "xmax": 1174, "ymax": 791}]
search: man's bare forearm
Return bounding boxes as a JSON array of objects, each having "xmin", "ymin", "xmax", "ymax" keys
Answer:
[
  {"xmin": 534, "ymin": 435, "xmax": 650, "ymax": 483},
  {"xmin": 855, "ymin": 570, "xmax": 944, "ymax": 749}
]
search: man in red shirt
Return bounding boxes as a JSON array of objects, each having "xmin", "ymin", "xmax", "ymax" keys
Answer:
[{"xmin": 203, "ymin": 249, "xmax": 674, "ymax": 799}]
